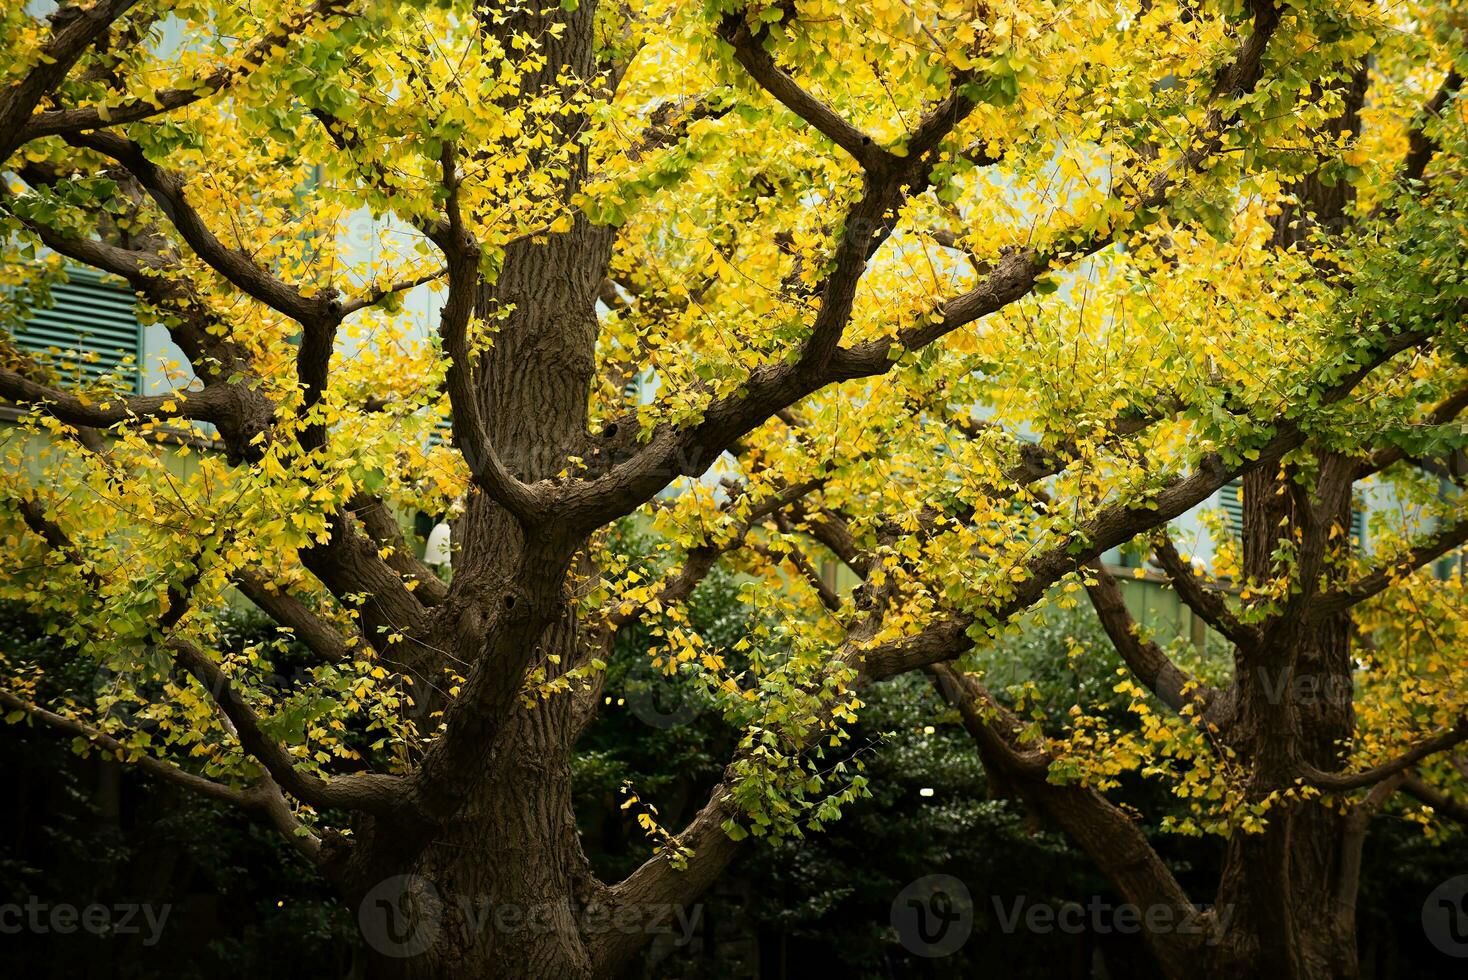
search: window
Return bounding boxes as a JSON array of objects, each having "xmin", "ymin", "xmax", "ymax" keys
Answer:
[
  {"xmin": 12, "ymin": 267, "xmax": 140, "ymax": 393},
  {"xmin": 427, "ymin": 416, "xmax": 452, "ymax": 448},
  {"xmin": 1218, "ymin": 479, "xmax": 1245, "ymax": 537},
  {"xmin": 1349, "ymin": 507, "xmax": 1367, "ymax": 549}
]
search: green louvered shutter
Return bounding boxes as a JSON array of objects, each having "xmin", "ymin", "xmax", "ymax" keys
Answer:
[
  {"xmin": 427, "ymin": 416, "xmax": 452, "ymax": 448},
  {"xmin": 13, "ymin": 267, "xmax": 140, "ymax": 393},
  {"xmin": 1218, "ymin": 479, "xmax": 1245, "ymax": 539}
]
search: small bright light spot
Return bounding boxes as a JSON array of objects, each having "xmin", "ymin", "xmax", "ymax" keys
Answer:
[
  {"xmin": 616, "ymin": 698, "xmax": 625, "ymax": 706},
  {"xmin": 919, "ymin": 787, "xmax": 935, "ymax": 798},
  {"xmin": 276, "ymin": 901, "xmax": 285, "ymax": 908},
  {"xmin": 922, "ymin": 725, "xmax": 935, "ymax": 735}
]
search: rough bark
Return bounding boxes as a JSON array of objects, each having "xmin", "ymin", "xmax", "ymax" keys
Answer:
[
  {"xmin": 1188, "ymin": 64, "xmax": 1376, "ymax": 977},
  {"xmin": 357, "ymin": 692, "xmax": 597, "ymax": 979},
  {"xmin": 1205, "ymin": 461, "xmax": 1359, "ymax": 980},
  {"xmin": 348, "ymin": 3, "xmax": 618, "ymax": 973}
]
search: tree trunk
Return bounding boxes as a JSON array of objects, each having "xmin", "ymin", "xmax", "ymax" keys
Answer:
[
  {"xmin": 358, "ymin": 686, "xmax": 598, "ymax": 979},
  {"xmin": 351, "ymin": 2, "xmax": 617, "ymax": 970},
  {"xmin": 1207, "ymin": 719, "xmax": 1361, "ymax": 980},
  {"xmin": 1201, "ymin": 461, "xmax": 1361, "ymax": 980},
  {"xmin": 352, "ymin": 239, "xmax": 616, "ymax": 972},
  {"xmin": 1206, "ymin": 805, "xmax": 1359, "ymax": 980},
  {"xmin": 1191, "ymin": 63, "xmax": 1375, "ymax": 971}
]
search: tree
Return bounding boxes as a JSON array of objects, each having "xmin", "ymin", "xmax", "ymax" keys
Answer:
[{"xmin": 1, "ymin": 1, "xmax": 1465, "ymax": 977}]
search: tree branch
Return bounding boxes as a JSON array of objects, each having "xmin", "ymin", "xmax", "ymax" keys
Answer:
[
  {"xmin": 1401, "ymin": 771, "xmax": 1468, "ymax": 824},
  {"xmin": 298, "ymin": 515, "xmax": 436, "ymax": 670},
  {"xmin": 10, "ymin": 491, "xmax": 403, "ymax": 817},
  {"xmin": 0, "ymin": 0, "xmax": 140, "ymax": 161},
  {"xmin": 925, "ymin": 663, "xmax": 1203, "ymax": 975},
  {"xmin": 592, "ymin": 782, "xmax": 742, "ymax": 975},
  {"xmin": 0, "ymin": 362, "xmax": 234, "ymax": 429},
  {"xmin": 1313, "ymin": 516, "xmax": 1468, "ymax": 615},
  {"xmin": 716, "ymin": 14, "xmax": 891, "ymax": 172},
  {"xmin": 1084, "ymin": 560, "xmax": 1221, "ymax": 716},
  {"xmin": 65, "ymin": 130, "xmax": 341, "ymax": 326},
  {"xmin": 557, "ymin": 2, "xmax": 1287, "ymax": 536},
  {"xmin": 12, "ymin": 496, "xmax": 101, "ymax": 589},
  {"xmin": 0, "ymin": 688, "xmax": 321, "ymax": 860},
  {"xmin": 845, "ymin": 326, "xmax": 1428, "ymax": 682},
  {"xmin": 7, "ymin": 165, "xmax": 280, "ymax": 460},
  {"xmin": 231, "ymin": 569, "xmax": 354, "ymax": 663},
  {"xmin": 346, "ymin": 494, "xmax": 449, "ymax": 605},
  {"xmin": 429, "ymin": 142, "xmax": 543, "ymax": 524},
  {"xmin": 927, "ymin": 663, "xmax": 1049, "ymax": 775},
  {"xmin": 755, "ymin": 536, "xmax": 841, "ymax": 612},
  {"xmin": 338, "ymin": 266, "xmax": 447, "ymax": 316},
  {"xmin": 1150, "ymin": 530, "xmax": 1258, "ymax": 648},
  {"xmin": 785, "ymin": 499, "xmax": 867, "ymax": 575},
  {"xmin": 604, "ymin": 477, "xmax": 823, "ymax": 632},
  {"xmin": 1400, "ymin": 69, "xmax": 1464, "ymax": 188},
  {"xmin": 1357, "ymin": 386, "xmax": 1468, "ymax": 479},
  {"xmin": 167, "ymin": 638, "xmax": 403, "ymax": 813},
  {"xmin": 1300, "ymin": 718, "xmax": 1468, "ymax": 791},
  {"xmin": 20, "ymin": 1, "xmax": 356, "ymax": 142}
]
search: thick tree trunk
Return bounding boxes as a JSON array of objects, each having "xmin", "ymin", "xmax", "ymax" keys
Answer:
[
  {"xmin": 351, "ymin": 3, "xmax": 617, "ymax": 971},
  {"xmin": 1207, "ymin": 803, "xmax": 1358, "ymax": 980},
  {"xmin": 358, "ymin": 687, "xmax": 597, "ymax": 979},
  {"xmin": 1189, "ymin": 67, "xmax": 1375, "ymax": 974},
  {"xmin": 1204, "ymin": 679, "xmax": 1361, "ymax": 980},
  {"xmin": 1199, "ymin": 462, "xmax": 1361, "ymax": 980},
  {"xmin": 355, "ymin": 244, "xmax": 616, "ymax": 972}
]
